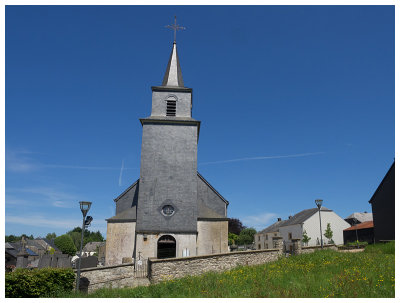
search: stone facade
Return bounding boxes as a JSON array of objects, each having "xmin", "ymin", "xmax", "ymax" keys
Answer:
[
  {"xmin": 105, "ymin": 222, "xmax": 136, "ymax": 266},
  {"xmin": 197, "ymin": 221, "xmax": 228, "ymax": 255},
  {"xmin": 148, "ymin": 247, "xmax": 282, "ymax": 284},
  {"xmin": 76, "ymin": 263, "xmax": 150, "ymax": 293},
  {"xmin": 135, "ymin": 233, "xmax": 197, "ymax": 259}
]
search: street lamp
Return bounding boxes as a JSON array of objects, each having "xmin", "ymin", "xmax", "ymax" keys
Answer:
[
  {"xmin": 76, "ymin": 201, "xmax": 92, "ymax": 292},
  {"xmin": 315, "ymin": 199, "xmax": 323, "ymax": 249},
  {"xmin": 352, "ymin": 218, "xmax": 360, "ymax": 249}
]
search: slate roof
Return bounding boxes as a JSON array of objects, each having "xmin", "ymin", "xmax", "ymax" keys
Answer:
[
  {"xmin": 5, "ymin": 242, "xmax": 15, "ymax": 249},
  {"xmin": 6, "ymin": 243, "xmax": 38, "ymax": 257},
  {"xmin": 83, "ymin": 242, "xmax": 104, "ymax": 252},
  {"xmin": 106, "ymin": 206, "xmax": 137, "ymax": 222},
  {"xmin": 345, "ymin": 212, "xmax": 373, "ymax": 223},
  {"xmin": 108, "ymin": 171, "xmax": 229, "ymax": 222},
  {"xmin": 257, "ymin": 207, "xmax": 333, "ymax": 233},
  {"xmin": 257, "ymin": 219, "xmax": 287, "ymax": 234},
  {"xmin": 197, "ymin": 172, "xmax": 229, "ymax": 205},
  {"xmin": 344, "ymin": 221, "xmax": 374, "ymax": 231},
  {"xmin": 162, "ymin": 42, "xmax": 185, "ymax": 87},
  {"xmin": 279, "ymin": 207, "xmax": 332, "ymax": 227}
]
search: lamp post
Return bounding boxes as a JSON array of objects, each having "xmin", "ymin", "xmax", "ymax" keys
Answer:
[
  {"xmin": 353, "ymin": 218, "xmax": 359, "ymax": 249},
  {"xmin": 76, "ymin": 201, "xmax": 92, "ymax": 292},
  {"xmin": 315, "ymin": 199, "xmax": 323, "ymax": 249}
]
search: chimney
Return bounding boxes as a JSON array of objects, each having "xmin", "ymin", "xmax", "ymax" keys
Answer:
[{"xmin": 277, "ymin": 218, "xmax": 281, "ymax": 222}]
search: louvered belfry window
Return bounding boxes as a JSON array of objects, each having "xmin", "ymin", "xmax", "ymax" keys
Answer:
[{"xmin": 166, "ymin": 100, "xmax": 176, "ymax": 116}]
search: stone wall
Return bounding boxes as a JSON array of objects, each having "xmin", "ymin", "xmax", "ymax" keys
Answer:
[
  {"xmin": 76, "ymin": 263, "xmax": 149, "ymax": 293},
  {"xmin": 148, "ymin": 248, "xmax": 282, "ymax": 284},
  {"xmin": 301, "ymin": 244, "xmax": 338, "ymax": 254}
]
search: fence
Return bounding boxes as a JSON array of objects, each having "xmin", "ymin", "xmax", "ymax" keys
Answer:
[{"xmin": 134, "ymin": 258, "xmax": 148, "ymax": 278}]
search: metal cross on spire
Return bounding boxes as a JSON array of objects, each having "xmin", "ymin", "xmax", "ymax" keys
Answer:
[{"xmin": 165, "ymin": 16, "xmax": 185, "ymax": 43}]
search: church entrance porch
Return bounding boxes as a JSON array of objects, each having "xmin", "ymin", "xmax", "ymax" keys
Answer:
[{"xmin": 157, "ymin": 235, "xmax": 176, "ymax": 259}]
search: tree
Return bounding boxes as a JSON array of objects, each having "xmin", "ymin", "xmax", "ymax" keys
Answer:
[
  {"xmin": 5, "ymin": 235, "xmax": 18, "ymax": 242},
  {"xmin": 45, "ymin": 232, "xmax": 57, "ymax": 240},
  {"xmin": 68, "ymin": 231, "xmax": 82, "ymax": 250},
  {"xmin": 324, "ymin": 223, "xmax": 334, "ymax": 244},
  {"xmin": 228, "ymin": 233, "xmax": 238, "ymax": 245},
  {"xmin": 228, "ymin": 218, "xmax": 246, "ymax": 235},
  {"xmin": 237, "ymin": 228, "xmax": 257, "ymax": 245},
  {"xmin": 54, "ymin": 234, "xmax": 77, "ymax": 256},
  {"xmin": 66, "ymin": 227, "xmax": 105, "ymax": 250},
  {"xmin": 302, "ymin": 229, "xmax": 311, "ymax": 246}
]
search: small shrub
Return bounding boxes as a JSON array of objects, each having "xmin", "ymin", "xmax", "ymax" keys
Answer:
[{"xmin": 5, "ymin": 267, "xmax": 75, "ymax": 298}]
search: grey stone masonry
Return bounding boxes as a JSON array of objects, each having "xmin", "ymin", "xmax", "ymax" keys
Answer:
[
  {"xmin": 301, "ymin": 244, "xmax": 338, "ymax": 254},
  {"xmin": 292, "ymin": 238, "xmax": 302, "ymax": 255},
  {"xmin": 272, "ymin": 236, "xmax": 284, "ymax": 254},
  {"xmin": 148, "ymin": 248, "xmax": 282, "ymax": 284},
  {"xmin": 75, "ymin": 263, "xmax": 150, "ymax": 293}
]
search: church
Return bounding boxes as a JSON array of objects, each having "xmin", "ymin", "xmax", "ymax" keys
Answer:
[{"xmin": 105, "ymin": 35, "xmax": 229, "ymax": 265}]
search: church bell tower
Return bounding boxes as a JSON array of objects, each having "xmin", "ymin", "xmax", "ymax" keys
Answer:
[
  {"xmin": 105, "ymin": 18, "xmax": 229, "ymax": 265},
  {"xmin": 134, "ymin": 38, "xmax": 201, "ymax": 258}
]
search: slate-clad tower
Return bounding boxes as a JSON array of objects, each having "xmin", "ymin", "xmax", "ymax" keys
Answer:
[
  {"xmin": 105, "ymin": 40, "xmax": 229, "ymax": 265},
  {"xmin": 137, "ymin": 42, "xmax": 200, "ymax": 233}
]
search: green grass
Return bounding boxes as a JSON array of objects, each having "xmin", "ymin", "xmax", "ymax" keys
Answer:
[{"xmin": 54, "ymin": 242, "xmax": 395, "ymax": 298}]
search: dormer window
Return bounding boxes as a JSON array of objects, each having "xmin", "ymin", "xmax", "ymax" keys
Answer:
[{"xmin": 166, "ymin": 95, "xmax": 177, "ymax": 116}]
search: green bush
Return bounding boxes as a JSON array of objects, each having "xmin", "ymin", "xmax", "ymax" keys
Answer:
[
  {"xmin": 5, "ymin": 267, "xmax": 75, "ymax": 298},
  {"xmin": 54, "ymin": 234, "xmax": 77, "ymax": 256}
]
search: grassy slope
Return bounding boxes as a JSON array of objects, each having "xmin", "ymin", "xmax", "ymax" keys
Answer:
[{"xmin": 56, "ymin": 242, "xmax": 395, "ymax": 298}]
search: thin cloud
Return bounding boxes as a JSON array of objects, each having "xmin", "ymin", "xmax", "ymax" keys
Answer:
[
  {"xmin": 199, "ymin": 152, "xmax": 325, "ymax": 166},
  {"xmin": 5, "ymin": 148, "xmax": 38, "ymax": 172},
  {"xmin": 6, "ymin": 215, "xmax": 81, "ymax": 229},
  {"xmin": 241, "ymin": 212, "xmax": 278, "ymax": 231},
  {"xmin": 6, "ymin": 186, "xmax": 78, "ymax": 209},
  {"xmin": 5, "ymin": 215, "xmax": 107, "ymax": 235},
  {"xmin": 118, "ymin": 159, "xmax": 125, "ymax": 186}
]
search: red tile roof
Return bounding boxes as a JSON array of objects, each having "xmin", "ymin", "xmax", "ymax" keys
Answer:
[{"xmin": 344, "ymin": 220, "xmax": 374, "ymax": 231}]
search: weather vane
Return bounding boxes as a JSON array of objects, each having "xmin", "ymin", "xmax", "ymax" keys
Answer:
[{"xmin": 165, "ymin": 16, "xmax": 185, "ymax": 43}]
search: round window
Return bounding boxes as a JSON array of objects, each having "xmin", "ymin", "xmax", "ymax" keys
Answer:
[{"xmin": 162, "ymin": 205, "xmax": 175, "ymax": 216}]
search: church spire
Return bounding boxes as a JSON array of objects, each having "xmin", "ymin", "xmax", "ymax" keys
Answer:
[
  {"xmin": 162, "ymin": 17, "xmax": 185, "ymax": 87},
  {"xmin": 161, "ymin": 42, "xmax": 184, "ymax": 87}
]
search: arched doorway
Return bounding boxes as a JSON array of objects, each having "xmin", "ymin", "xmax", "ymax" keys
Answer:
[{"xmin": 157, "ymin": 235, "xmax": 176, "ymax": 259}]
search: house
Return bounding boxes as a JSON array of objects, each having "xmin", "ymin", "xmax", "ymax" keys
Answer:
[
  {"xmin": 82, "ymin": 241, "xmax": 104, "ymax": 257},
  {"xmin": 344, "ymin": 212, "xmax": 373, "ymax": 225},
  {"xmin": 369, "ymin": 161, "xmax": 395, "ymax": 242},
  {"xmin": 254, "ymin": 218, "xmax": 286, "ymax": 250},
  {"xmin": 255, "ymin": 207, "xmax": 351, "ymax": 251},
  {"xmin": 6, "ymin": 241, "xmax": 39, "ymax": 267},
  {"xmin": 34, "ymin": 238, "xmax": 61, "ymax": 256},
  {"xmin": 5, "ymin": 238, "xmax": 61, "ymax": 268},
  {"xmin": 343, "ymin": 221, "xmax": 374, "ymax": 244}
]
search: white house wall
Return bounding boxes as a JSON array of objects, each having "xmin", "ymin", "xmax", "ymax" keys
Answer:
[{"xmin": 303, "ymin": 211, "xmax": 350, "ymax": 246}]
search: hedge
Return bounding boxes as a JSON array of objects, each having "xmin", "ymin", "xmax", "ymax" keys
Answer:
[{"xmin": 5, "ymin": 267, "xmax": 75, "ymax": 298}]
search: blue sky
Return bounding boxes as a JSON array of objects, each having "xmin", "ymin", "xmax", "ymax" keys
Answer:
[{"xmin": 5, "ymin": 5, "xmax": 394, "ymax": 237}]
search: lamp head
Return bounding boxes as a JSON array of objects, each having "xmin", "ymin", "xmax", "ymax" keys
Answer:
[
  {"xmin": 315, "ymin": 199, "xmax": 323, "ymax": 209},
  {"xmin": 84, "ymin": 216, "xmax": 93, "ymax": 227},
  {"xmin": 79, "ymin": 201, "xmax": 92, "ymax": 217}
]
